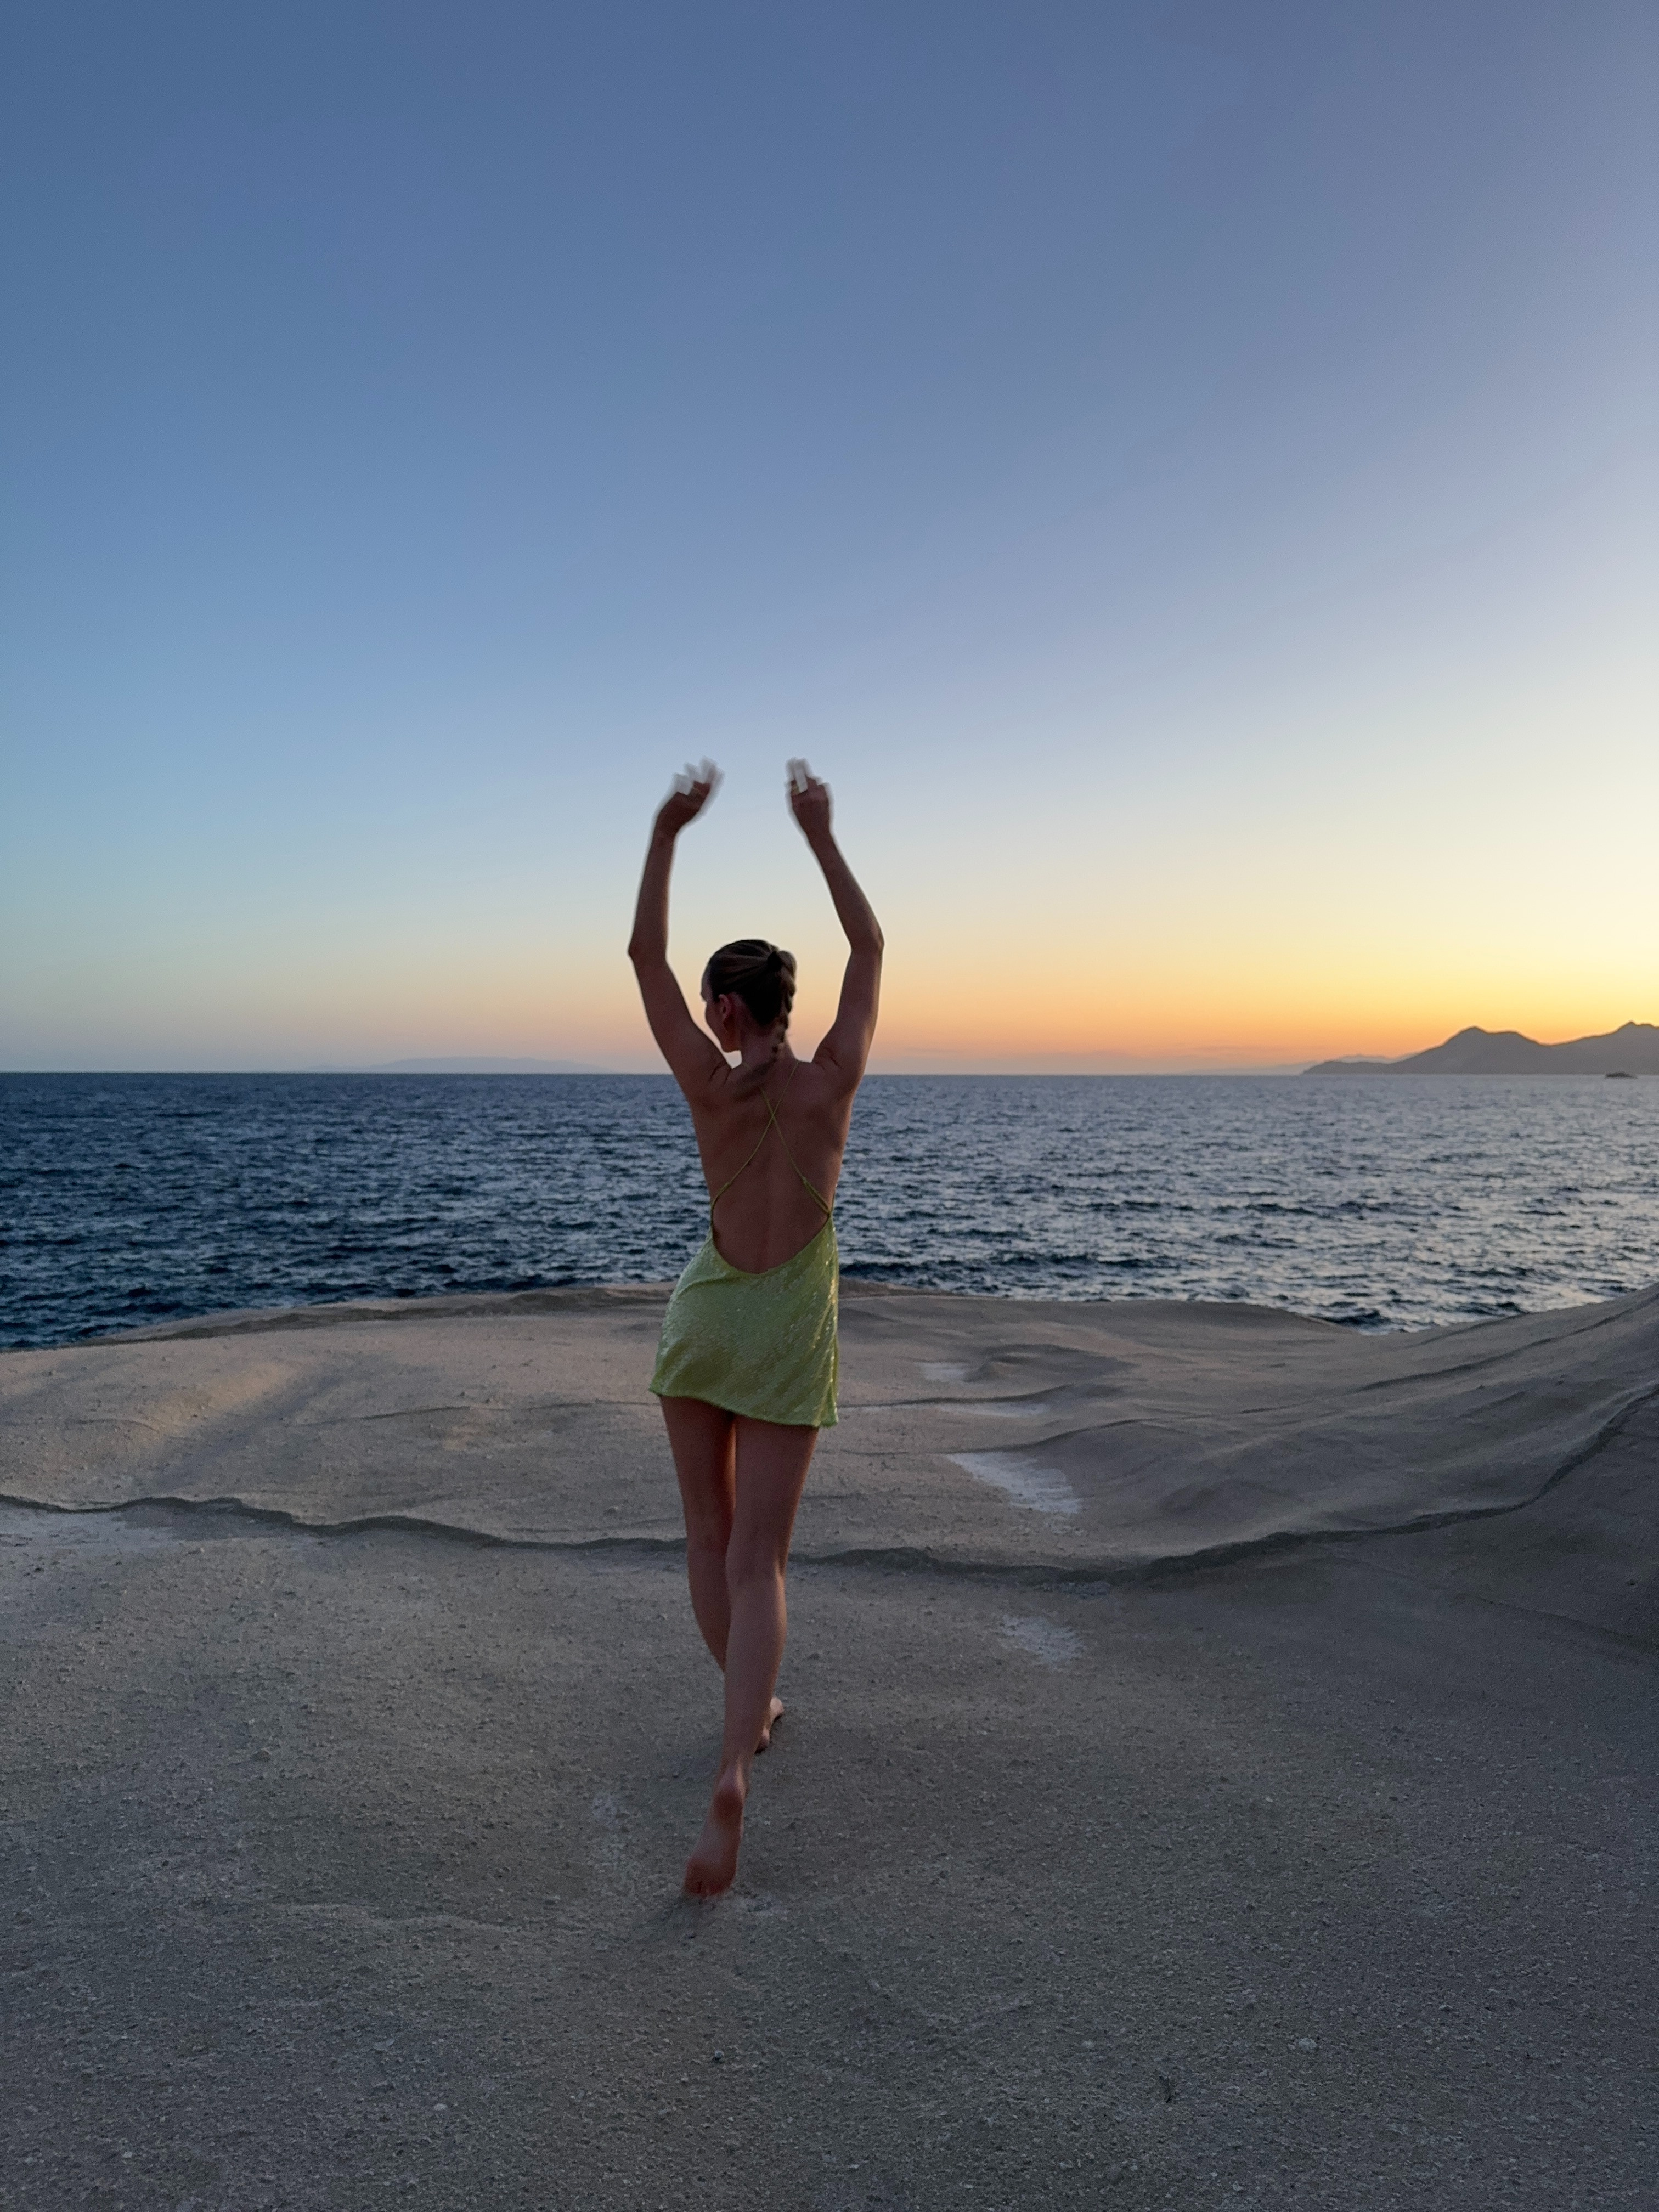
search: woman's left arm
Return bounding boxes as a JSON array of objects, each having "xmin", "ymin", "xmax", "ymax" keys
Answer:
[{"xmin": 789, "ymin": 764, "xmax": 884, "ymax": 1090}]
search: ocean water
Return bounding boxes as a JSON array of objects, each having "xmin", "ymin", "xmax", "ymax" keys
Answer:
[{"xmin": 2, "ymin": 1073, "xmax": 1655, "ymax": 1350}]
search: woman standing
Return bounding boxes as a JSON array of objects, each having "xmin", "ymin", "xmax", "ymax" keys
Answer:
[{"xmin": 628, "ymin": 760, "xmax": 883, "ymax": 1895}]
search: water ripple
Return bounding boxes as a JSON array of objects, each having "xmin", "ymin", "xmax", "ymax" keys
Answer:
[{"xmin": 1, "ymin": 1072, "xmax": 1655, "ymax": 1348}]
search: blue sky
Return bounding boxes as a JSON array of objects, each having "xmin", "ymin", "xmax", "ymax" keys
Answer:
[{"xmin": 3, "ymin": 2, "xmax": 1654, "ymax": 1069}]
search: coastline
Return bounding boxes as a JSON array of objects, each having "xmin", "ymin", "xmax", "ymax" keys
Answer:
[{"xmin": 5, "ymin": 1280, "xmax": 1655, "ymax": 1633}]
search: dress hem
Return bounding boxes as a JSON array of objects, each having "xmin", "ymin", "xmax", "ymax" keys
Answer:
[{"xmin": 647, "ymin": 1380, "xmax": 837, "ymax": 1431}]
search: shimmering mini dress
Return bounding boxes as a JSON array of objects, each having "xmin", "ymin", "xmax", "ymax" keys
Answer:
[{"xmin": 649, "ymin": 1080, "xmax": 839, "ymax": 1429}]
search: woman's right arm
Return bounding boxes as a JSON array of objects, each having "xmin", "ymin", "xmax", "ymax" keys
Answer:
[
  {"xmin": 789, "ymin": 764, "xmax": 884, "ymax": 1088},
  {"xmin": 628, "ymin": 766, "xmax": 725, "ymax": 1091}
]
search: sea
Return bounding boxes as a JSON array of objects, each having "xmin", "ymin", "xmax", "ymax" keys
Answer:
[{"xmin": 2, "ymin": 1073, "xmax": 1655, "ymax": 1351}]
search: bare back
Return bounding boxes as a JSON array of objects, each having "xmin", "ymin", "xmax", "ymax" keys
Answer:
[{"xmin": 685, "ymin": 1053, "xmax": 854, "ymax": 1275}]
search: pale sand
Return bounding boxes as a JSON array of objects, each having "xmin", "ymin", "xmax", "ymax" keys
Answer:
[{"xmin": 2, "ymin": 1286, "xmax": 1655, "ymax": 2208}]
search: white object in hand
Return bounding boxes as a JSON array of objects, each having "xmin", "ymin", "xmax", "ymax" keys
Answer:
[{"xmin": 786, "ymin": 758, "xmax": 812, "ymax": 794}]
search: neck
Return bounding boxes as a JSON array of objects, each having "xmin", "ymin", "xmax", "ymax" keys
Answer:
[{"xmin": 731, "ymin": 1038, "xmax": 794, "ymax": 1090}]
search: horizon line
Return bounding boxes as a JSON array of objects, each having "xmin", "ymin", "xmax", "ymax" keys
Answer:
[{"xmin": 3, "ymin": 1062, "xmax": 1320, "ymax": 1078}]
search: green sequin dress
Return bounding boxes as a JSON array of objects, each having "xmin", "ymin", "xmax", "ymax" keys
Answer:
[{"xmin": 649, "ymin": 1076, "xmax": 839, "ymax": 1429}]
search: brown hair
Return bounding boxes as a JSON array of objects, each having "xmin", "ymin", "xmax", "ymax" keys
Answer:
[{"xmin": 703, "ymin": 939, "xmax": 797, "ymax": 1035}]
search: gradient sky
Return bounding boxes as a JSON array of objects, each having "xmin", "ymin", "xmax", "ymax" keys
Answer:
[{"xmin": 3, "ymin": 2, "xmax": 1654, "ymax": 1071}]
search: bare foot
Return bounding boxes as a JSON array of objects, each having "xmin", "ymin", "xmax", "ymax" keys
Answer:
[
  {"xmin": 682, "ymin": 1768, "xmax": 746, "ymax": 1897},
  {"xmin": 755, "ymin": 1696, "xmax": 785, "ymax": 1753}
]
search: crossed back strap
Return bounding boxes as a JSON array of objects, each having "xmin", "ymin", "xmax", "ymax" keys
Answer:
[{"xmin": 709, "ymin": 1060, "xmax": 832, "ymax": 1224}]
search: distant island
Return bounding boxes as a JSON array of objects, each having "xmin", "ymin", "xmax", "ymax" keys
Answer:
[
  {"xmin": 315, "ymin": 1057, "xmax": 603, "ymax": 1075},
  {"xmin": 1305, "ymin": 1022, "xmax": 1658, "ymax": 1076}
]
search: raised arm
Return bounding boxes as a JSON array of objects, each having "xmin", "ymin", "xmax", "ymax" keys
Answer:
[
  {"xmin": 788, "ymin": 761, "xmax": 884, "ymax": 1087},
  {"xmin": 628, "ymin": 763, "xmax": 726, "ymax": 1092}
]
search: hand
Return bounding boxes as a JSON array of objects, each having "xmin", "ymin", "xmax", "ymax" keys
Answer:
[
  {"xmin": 656, "ymin": 759, "xmax": 721, "ymax": 837},
  {"xmin": 787, "ymin": 757, "xmax": 832, "ymax": 842}
]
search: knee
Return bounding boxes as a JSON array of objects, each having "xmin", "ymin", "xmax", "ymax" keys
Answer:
[
  {"xmin": 725, "ymin": 1541, "xmax": 786, "ymax": 1596},
  {"xmin": 686, "ymin": 1520, "xmax": 731, "ymax": 1568}
]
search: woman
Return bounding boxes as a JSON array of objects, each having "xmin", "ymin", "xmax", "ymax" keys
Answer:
[{"xmin": 628, "ymin": 758, "xmax": 883, "ymax": 1896}]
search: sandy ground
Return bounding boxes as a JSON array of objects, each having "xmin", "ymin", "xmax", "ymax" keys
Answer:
[{"xmin": 2, "ymin": 1285, "xmax": 1656, "ymax": 2210}]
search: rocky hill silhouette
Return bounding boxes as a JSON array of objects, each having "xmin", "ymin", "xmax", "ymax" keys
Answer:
[{"xmin": 1305, "ymin": 1020, "xmax": 1659, "ymax": 1075}]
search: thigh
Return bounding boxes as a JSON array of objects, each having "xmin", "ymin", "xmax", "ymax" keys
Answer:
[
  {"xmin": 659, "ymin": 1396, "xmax": 738, "ymax": 1544},
  {"xmin": 730, "ymin": 1416, "xmax": 819, "ymax": 1574}
]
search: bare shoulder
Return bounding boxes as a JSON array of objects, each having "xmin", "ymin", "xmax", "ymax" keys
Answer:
[
  {"xmin": 806, "ymin": 1036, "xmax": 867, "ymax": 1111},
  {"xmin": 787, "ymin": 1053, "xmax": 845, "ymax": 1106},
  {"xmin": 680, "ymin": 1053, "xmax": 746, "ymax": 1132},
  {"xmin": 776, "ymin": 1054, "xmax": 860, "ymax": 1182},
  {"xmin": 699, "ymin": 1052, "xmax": 850, "ymax": 1126}
]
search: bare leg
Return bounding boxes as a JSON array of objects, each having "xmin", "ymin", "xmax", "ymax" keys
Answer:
[
  {"xmin": 659, "ymin": 1397, "xmax": 788, "ymax": 1751},
  {"xmin": 659, "ymin": 1396, "xmax": 736, "ymax": 1666},
  {"xmin": 683, "ymin": 1414, "xmax": 817, "ymax": 1898}
]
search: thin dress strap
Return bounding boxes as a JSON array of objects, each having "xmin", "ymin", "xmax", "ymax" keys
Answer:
[{"xmin": 709, "ymin": 1061, "xmax": 833, "ymax": 1227}]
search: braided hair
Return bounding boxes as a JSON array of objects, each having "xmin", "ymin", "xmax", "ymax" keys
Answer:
[{"xmin": 703, "ymin": 939, "xmax": 797, "ymax": 1039}]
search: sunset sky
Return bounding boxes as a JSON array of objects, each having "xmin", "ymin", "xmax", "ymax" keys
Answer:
[{"xmin": 3, "ymin": 3, "xmax": 1654, "ymax": 1073}]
